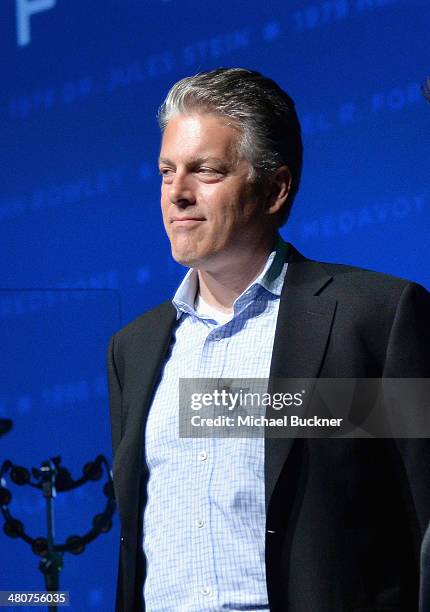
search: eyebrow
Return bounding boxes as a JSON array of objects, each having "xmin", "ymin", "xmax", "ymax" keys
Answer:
[{"xmin": 158, "ymin": 156, "xmax": 227, "ymax": 166}]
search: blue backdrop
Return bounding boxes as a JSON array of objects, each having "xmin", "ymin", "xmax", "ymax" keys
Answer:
[{"xmin": 1, "ymin": 1, "xmax": 429, "ymax": 610}]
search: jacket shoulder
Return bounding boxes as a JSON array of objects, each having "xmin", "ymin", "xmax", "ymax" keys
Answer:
[
  {"xmin": 308, "ymin": 256, "xmax": 427, "ymax": 299},
  {"xmin": 287, "ymin": 242, "xmax": 414, "ymax": 291},
  {"xmin": 324, "ymin": 260, "xmax": 404, "ymax": 284},
  {"xmin": 318, "ymin": 259, "xmax": 408, "ymax": 284},
  {"xmin": 108, "ymin": 299, "xmax": 176, "ymax": 387},
  {"xmin": 286, "ymin": 243, "xmax": 429, "ymax": 314},
  {"xmin": 114, "ymin": 300, "xmax": 175, "ymax": 342},
  {"xmin": 320, "ymin": 260, "xmax": 429, "ymax": 304}
]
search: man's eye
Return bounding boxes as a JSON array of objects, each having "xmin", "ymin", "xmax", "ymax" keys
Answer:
[
  {"xmin": 159, "ymin": 168, "xmax": 174, "ymax": 181},
  {"xmin": 197, "ymin": 168, "xmax": 222, "ymax": 176}
]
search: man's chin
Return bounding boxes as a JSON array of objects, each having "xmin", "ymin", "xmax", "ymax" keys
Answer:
[
  {"xmin": 171, "ymin": 247, "xmax": 218, "ymax": 270},
  {"xmin": 171, "ymin": 248, "xmax": 201, "ymax": 268}
]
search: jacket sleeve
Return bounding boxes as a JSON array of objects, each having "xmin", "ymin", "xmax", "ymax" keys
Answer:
[
  {"xmin": 107, "ymin": 333, "xmax": 127, "ymax": 611},
  {"xmin": 107, "ymin": 333, "xmax": 123, "ymax": 458},
  {"xmin": 383, "ymin": 281, "xmax": 430, "ymax": 378},
  {"xmin": 383, "ymin": 282, "xmax": 430, "ymax": 537}
]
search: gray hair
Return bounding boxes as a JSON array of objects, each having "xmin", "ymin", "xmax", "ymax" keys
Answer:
[{"xmin": 157, "ymin": 67, "xmax": 303, "ymax": 225}]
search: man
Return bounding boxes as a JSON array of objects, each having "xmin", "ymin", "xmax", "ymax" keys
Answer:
[{"xmin": 108, "ymin": 68, "xmax": 430, "ymax": 611}]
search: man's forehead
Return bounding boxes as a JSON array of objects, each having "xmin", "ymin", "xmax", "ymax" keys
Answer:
[
  {"xmin": 159, "ymin": 113, "xmax": 244, "ymax": 166},
  {"xmin": 162, "ymin": 113, "xmax": 241, "ymax": 143}
]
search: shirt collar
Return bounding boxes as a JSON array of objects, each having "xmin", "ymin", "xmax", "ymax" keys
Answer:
[{"xmin": 172, "ymin": 236, "xmax": 289, "ymax": 320}]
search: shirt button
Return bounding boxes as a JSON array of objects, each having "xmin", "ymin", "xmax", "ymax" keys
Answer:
[
  {"xmin": 196, "ymin": 519, "xmax": 205, "ymax": 528},
  {"xmin": 198, "ymin": 451, "xmax": 208, "ymax": 461},
  {"xmin": 213, "ymin": 333, "xmax": 221, "ymax": 341},
  {"xmin": 200, "ymin": 586, "xmax": 211, "ymax": 596}
]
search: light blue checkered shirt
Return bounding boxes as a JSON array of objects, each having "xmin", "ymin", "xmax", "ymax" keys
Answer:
[{"xmin": 143, "ymin": 238, "xmax": 289, "ymax": 611}]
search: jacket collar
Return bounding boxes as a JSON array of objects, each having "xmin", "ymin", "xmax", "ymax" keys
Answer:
[{"xmin": 265, "ymin": 243, "xmax": 336, "ymax": 512}]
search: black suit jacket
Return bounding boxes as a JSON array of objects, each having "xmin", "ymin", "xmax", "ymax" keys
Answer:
[{"xmin": 108, "ymin": 244, "xmax": 430, "ymax": 612}]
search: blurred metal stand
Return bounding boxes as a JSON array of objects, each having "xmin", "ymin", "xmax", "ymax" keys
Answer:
[{"xmin": 0, "ymin": 453, "xmax": 116, "ymax": 612}]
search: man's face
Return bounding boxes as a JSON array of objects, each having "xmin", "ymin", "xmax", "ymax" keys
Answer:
[{"xmin": 159, "ymin": 113, "xmax": 271, "ymax": 272}]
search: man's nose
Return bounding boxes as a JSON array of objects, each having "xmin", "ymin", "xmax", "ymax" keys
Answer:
[{"xmin": 168, "ymin": 172, "xmax": 195, "ymax": 206}]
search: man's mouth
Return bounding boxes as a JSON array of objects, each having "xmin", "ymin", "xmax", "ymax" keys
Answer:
[{"xmin": 171, "ymin": 217, "xmax": 205, "ymax": 226}]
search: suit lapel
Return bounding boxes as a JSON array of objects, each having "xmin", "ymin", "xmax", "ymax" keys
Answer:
[
  {"xmin": 123, "ymin": 301, "xmax": 177, "ymax": 440},
  {"xmin": 265, "ymin": 245, "xmax": 337, "ymax": 511},
  {"xmin": 113, "ymin": 301, "xmax": 177, "ymax": 529}
]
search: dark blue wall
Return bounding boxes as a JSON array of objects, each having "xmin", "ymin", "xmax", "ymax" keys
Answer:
[{"xmin": 1, "ymin": 1, "xmax": 429, "ymax": 610}]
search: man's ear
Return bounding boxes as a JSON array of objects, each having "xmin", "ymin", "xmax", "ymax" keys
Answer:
[{"xmin": 265, "ymin": 165, "xmax": 292, "ymax": 217}]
